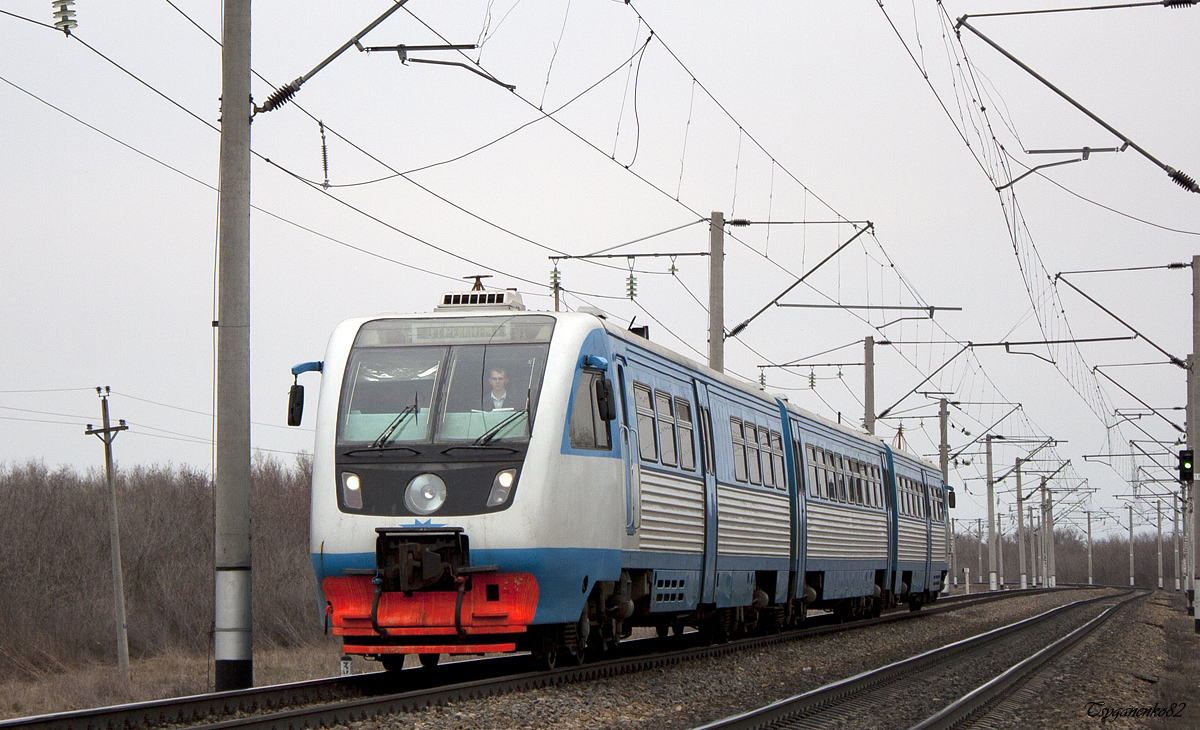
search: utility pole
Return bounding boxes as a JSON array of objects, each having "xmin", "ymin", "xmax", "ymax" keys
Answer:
[
  {"xmin": 976, "ymin": 518, "xmax": 983, "ymax": 584},
  {"xmin": 214, "ymin": 0, "xmax": 254, "ymax": 691},
  {"xmin": 85, "ymin": 387, "xmax": 130, "ymax": 680},
  {"xmin": 1159, "ymin": 500, "xmax": 1164, "ymax": 590},
  {"xmin": 1176, "ymin": 495, "xmax": 1182, "ymax": 591},
  {"xmin": 1087, "ymin": 510, "xmax": 1094, "ymax": 585},
  {"xmin": 708, "ymin": 211, "xmax": 724, "ymax": 374},
  {"xmin": 1191, "ymin": 253, "xmax": 1200, "ymax": 629},
  {"xmin": 1046, "ymin": 478, "xmax": 1057, "ymax": 587},
  {"xmin": 1130, "ymin": 504, "xmax": 1136, "ymax": 587},
  {"xmin": 1016, "ymin": 459, "xmax": 1027, "ymax": 589},
  {"xmin": 939, "ymin": 398, "xmax": 952, "ymax": 589},
  {"xmin": 951, "ymin": 518, "xmax": 958, "ymax": 587},
  {"xmin": 986, "ymin": 435, "xmax": 997, "ymax": 591},
  {"xmin": 864, "ymin": 337, "xmax": 875, "ymax": 435},
  {"xmin": 997, "ymin": 512, "xmax": 1005, "ymax": 588}
]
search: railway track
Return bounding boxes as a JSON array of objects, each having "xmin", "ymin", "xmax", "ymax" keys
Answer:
[
  {"xmin": 691, "ymin": 589, "xmax": 1144, "ymax": 730},
  {"xmin": 0, "ymin": 586, "xmax": 1067, "ymax": 730}
]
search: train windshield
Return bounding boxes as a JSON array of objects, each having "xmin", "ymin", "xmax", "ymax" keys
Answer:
[{"xmin": 337, "ymin": 316, "xmax": 555, "ymax": 446}]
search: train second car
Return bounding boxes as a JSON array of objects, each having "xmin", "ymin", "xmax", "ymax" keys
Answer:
[{"xmin": 291, "ymin": 290, "xmax": 953, "ymax": 667}]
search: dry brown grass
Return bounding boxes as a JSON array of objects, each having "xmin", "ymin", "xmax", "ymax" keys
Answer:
[{"xmin": 0, "ymin": 454, "xmax": 324, "ymax": 690}]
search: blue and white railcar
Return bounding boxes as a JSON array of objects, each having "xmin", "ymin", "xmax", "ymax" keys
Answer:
[{"xmin": 292, "ymin": 290, "xmax": 953, "ymax": 667}]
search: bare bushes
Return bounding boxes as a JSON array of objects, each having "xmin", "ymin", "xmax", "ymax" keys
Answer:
[{"xmin": 0, "ymin": 455, "xmax": 318, "ymax": 681}]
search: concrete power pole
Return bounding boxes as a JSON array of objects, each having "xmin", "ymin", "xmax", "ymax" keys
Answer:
[
  {"xmin": 1192, "ymin": 253, "xmax": 1199, "ymax": 629},
  {"xmin": 1159, "ymin": 500, "xmax": 1164, "ymax": 590},
  {"xmin": 708, "ymin": 211, "xmax": 724, "ymax": 374},
  {"xmin": 997, "ymin": 512, "xmax": 1005, "ymax": 588},
  {"xmin": 1130, "ymin": 504, "xmax": 1136, "ymax": 587},
  {"xmin": 1176, "ymin": 496, "xmax": 1182, "ymax": 591},
  {"xmin": 85, "ymin": 387, "xmax": 130, "ymax": 680},
  {"xmin": 1016, "ymin": 459, "xmax": 1027, "ymax": 589},
  {"xmin": 864, "ymin": 337, "xmax": 875, "ymax": 435},
  {"xmin": 1047, "ymin": 478, "xmax": 1057, "ymax": 588},
  {"xmin": 939, "ymin": 398, "xmax": 951, "ymax": 591},
  {"xmin": 976, "ymin": 518, "xmax": 983, "ymax": 584},
  {"xmin": 986, "ymin": 435, "xmax": 997, "ymax": 591},
  {"xmin": 1087, "ymin": 510, "xmax": 1094, "ymax": 586},
  {"xmin": 214, "ymin": 0, "xmax": 254, "ymax": 691}
]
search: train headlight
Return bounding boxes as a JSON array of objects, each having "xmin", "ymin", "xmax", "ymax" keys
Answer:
[
  {"xmin": 405, "ymin": 473, "xmax": 447, "ymax": 515},
  {"xmin": 487, "ymin": 469, "xmax": 517, "ymax": 507},
  {"xmin": 341, "ymin": 472, "xmax": 363, "ymax": 510}
]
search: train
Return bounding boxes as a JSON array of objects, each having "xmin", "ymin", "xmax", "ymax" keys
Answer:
[{"xmin": 288, "ymin": 287, "xmax": 954, "ymax": 669}]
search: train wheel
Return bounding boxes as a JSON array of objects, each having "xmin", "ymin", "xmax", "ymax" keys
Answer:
[
  {"xmin": 532, "ymin": 649, "xmax": 558, "ymax": 670},
  {"xmin": 418, "ymin": 653, "xmax": 440, "ymax": 668},
  {"xmin": 656, "ymin": 624, "xmax": 670, "ymax": 639},
  {"xmin": 379, "ymin": 655, "xmax": 406, "ymax": 672}
]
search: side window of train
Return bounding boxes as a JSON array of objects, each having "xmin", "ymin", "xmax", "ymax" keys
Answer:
[
  {"xmin": 806, "ymin": 445, "xmax": 819, "ymax": 498},
  {"xmin": 769, "ymin": 431, "xmax": 785, "ymax": 490},
  {"xmin": 745, "ymin": 423, "xmax": 763, "ymax": 485},
  {"xmin": 568, "ymin": 371, "xmax": 612, "ymax": 450},
  {"xmin": 731, "ymin": 418, "xmax": 749, "ymax": 482},
  {"xmin": 655, "ymin": 391, "xmax": 678, "ymax": 467},
  {"xmin": 676, "ymin": 398, "xmax": 696, "ymax": 471},
  {"xmin": 633, "ymin": 383, "xmax": 658, "ymax": 462},
  {"xmin": 698, "ymin": 406, "xmax": 714, "ymax": 474}
]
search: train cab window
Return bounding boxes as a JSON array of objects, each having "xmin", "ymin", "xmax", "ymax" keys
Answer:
[
  {"xmin": 568, "ymin": 371, "xmax": 612, "ymax": 451},
  {"xmin": 633, "ymin": 383, "xmax": 658, "ymax": 461},
  {"xmin": 745, "ymin": 424, "xmax": 763, "ymax": 485},
  {"xmin": 676, "ymin": 399, "xmax": 696, "ymax": 471},
  {"xmin": 655, "ymin": 391, "xmax": 678, "ymax": 467},
  {"xmin": 769, "ymin": 432, "xmax": 786, "ymax": 490},
  {"xmin": 731, "ymin": 419, "xmax": 749, "ymax": 482}
]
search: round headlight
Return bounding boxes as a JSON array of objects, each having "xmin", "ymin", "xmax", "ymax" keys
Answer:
[{"xmin": 405, "ymin": 473, "xmax": 447, "ymax": 515}]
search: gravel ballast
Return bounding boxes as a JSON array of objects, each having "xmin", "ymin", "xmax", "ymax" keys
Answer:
[{"xmin": 333, "ymin": 588, "xmax": 1181, "ymax": 730}]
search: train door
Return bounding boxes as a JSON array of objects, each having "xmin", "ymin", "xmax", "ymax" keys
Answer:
[
  {"xmin": 613, "ymin": 357, "xmax": 640, "ymax": 536},
  {"xmin": 787, "ymin": 417, "xmax": 807, "ymax": 601},
  {"xmin": 694, "ymin": 381, "xmax": 719, "ymax": 604}
]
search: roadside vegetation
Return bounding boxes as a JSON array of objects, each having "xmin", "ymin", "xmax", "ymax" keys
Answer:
[{"xmin": 0, "ymin": 455, "xmax": 321, "ymax": 688}]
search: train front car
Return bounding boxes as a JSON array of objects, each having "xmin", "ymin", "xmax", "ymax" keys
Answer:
[{"xmin": 307, "ymin": 295, "xmax": 622, "ymax": 669}]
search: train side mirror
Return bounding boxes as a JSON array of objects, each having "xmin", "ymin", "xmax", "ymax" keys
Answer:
[
  {"xmin": 947, "ymin": 491, "xmax": 955, "ymax": 509},
  {"xmin": 288, "ymin": 384, "xmax": 305, "ymax": 427},
  {"xmin": 596, "ymin": 378, "xmax": 617, "ymax": 421}
]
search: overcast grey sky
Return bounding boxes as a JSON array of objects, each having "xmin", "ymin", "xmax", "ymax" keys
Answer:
[{"xmin": 2, "ymin": 0, "xmax": 1197, "ymax": 537}]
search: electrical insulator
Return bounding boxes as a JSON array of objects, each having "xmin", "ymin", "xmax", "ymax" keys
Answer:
[
  {"xmin": 808, "ymin": 369, "xmax": 816, "ymax": 390},
  {"xmin": 550, "ymin": 267, "xmax": 561, "ymax": 290},
  {"xmin": 51, "ymin": 0, "xmax": 76, "ymax": 33},
  {"xmin": 626, "ymin": 273, "xmax": 637, "ymax": 300},
  {"xmin": 759, "ymin": 370, "xmax": 766, "ymax": 388}
]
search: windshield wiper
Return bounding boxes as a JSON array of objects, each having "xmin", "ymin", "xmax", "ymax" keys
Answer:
[
  {"xmin": 473, "ymin": 408, "xmax": 528, "ymax": 446},
  {"xmin": 370, "ymin": 393, "xmax": 420, "ymax": 449},
  {"xmin": 342, "ymin": 445, "xmax": 419, "ymax": 457}
]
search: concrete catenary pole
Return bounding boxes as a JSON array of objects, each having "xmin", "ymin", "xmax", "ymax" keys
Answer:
[
  {"xmin": 1046, "ymin": 478, "xmax": 1057, "ymax": 588},
  {"xmin": 1130, "ymin": 504, "xmax": 1136, "ymax": 587},
  {"xmin": 986, "ymin": 435, "xmax": 997, "ymax": 591},
  {"xmin": 951, "ymin": 517, "xmax": 958, "ymax": 587},
  {"xmin": 939, "ymin": 398, "xmax": 952, "ymax": 588},
  {"xmin": 1016, "ymin": 459, "xmax": 1027, "ymax": 589},
  {"xmin": 1176, "ymin": 496, "xmax": 1182, "ymax": 591},
  {"xmin": 1192, "ymin": 254, "xmax": 1199, "ymax": 629},
  {"xmin": 1087, "ymin": 510, "xmax": 1094, "ymax": 586},
  {"xmin": 864, "ymin": 337, "xmax": 875, "ymax": 435},
  {"xmin": 1159, "ymin": 500, "xmax": 1164, "ymax": 590},
  {"xmin": 997, "ymin": 511, "xmax": 1005, "ymax": 588},
  {"xmin": 708, "ymin": 211, "xmax": 724, "ymax": 374},
  {"xmin": 976, "ymin": 518, "xmax": 983, "ymax": 584},
  {"xmin": 214, "ymin": 0, "xmax": 254, "ymax": 691},
  {"xmin": 85, "ymin": 388, "xmax": 130, "ymax": 680}
]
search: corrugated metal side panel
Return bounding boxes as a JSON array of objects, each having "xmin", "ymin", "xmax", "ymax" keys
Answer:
[
  {"xmin": 716, "ymin": 485, "xmax": 790, "ymax": 557},
  {"xmin": 806, "ymin": 503, "xmax": 888, "ymax": 560},
  {"xmin": 639, "ymin": 470, "xmax": 704, "ymax": 553},
  {"xmin": 898, "ymin": 518, "xmax": 928, "ymax": 562},
  {"xmin": 930, "ymin": 524, "xmax": 948, "ymax": 561}
]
